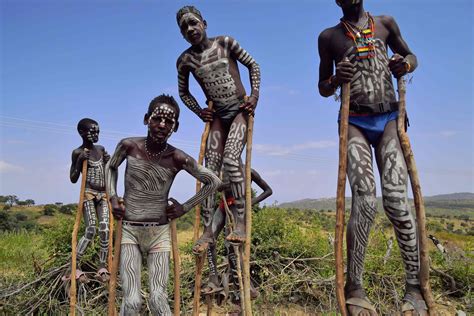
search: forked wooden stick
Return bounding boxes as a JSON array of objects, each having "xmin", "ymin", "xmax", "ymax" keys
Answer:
[
  {"xmin": 335, "ymin": 79, "xmax": 350, "ymax": 316},
  {"xmin": 170, "ymin": 219, "xmax": 181, "ymax": 315},
  {"xmin": 222, "ymin": 192, "xmax": 246, "ymax": 315},
  {"xmin": 243, "ymin": 97, "xmax": 254, "ymax": 315},
  {"xmin": 397, "ymin": 77, "xmax": 435, "ymax": 315},
  {"xmin": 69, "ymin": 149, "xmax": 88, "ymax": 316},
  {"xmin": 108, "ymin": 198, "xmax": 124, "ymax": 316},
  {"xmin": 192, "ymin": 101, "xmax": 214, "ymax": 316}
]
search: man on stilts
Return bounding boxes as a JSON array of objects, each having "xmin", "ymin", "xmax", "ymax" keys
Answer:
[
  {"xmin": 176, "ymin": 6, "xmax": 260, "ymax": 252},
  {"xmin": 318, "ymin": 1, "xmax": 428, "ymax": 315}
]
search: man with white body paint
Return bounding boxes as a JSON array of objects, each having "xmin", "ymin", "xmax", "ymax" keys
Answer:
[
  {"xmin": 106, "ymin": 94, "xmax": 222, "ymax": 315},
  {"xmin": 318, "ymin": 0, "xmax": 427, "ymax": 315},
  {"xmin": 176, "ymin": 6, "xmax": 261, "ymax": 250}
]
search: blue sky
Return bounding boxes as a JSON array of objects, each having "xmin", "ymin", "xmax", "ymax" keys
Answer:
[{"xmin": 1, "ymin": 0, "xmax": 473, "ymax": 205}]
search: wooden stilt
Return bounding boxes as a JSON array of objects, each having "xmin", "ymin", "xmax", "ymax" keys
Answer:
[
  {"xmin": 396, "ymin": 77, "xmax": 436, "ymax": 315},
  {"xmin": 335, "ymin": 79, "xmax": 350, "ymax": 316},
  {"xmin": 170, "ymin": 219, "xmax": 181, "ymax": 315},
  {"xmin": 193, "ymin": 101, "xmax": 214, "ymax": 316},
  {"xmin": 108, "ymin": 199, "xmax": 124, "ymax": 316}
]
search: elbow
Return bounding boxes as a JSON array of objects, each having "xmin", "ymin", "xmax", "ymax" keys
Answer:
[
  {"xmin": 267, "ymin": 188, "xmax": 273, "ymax": 197},
  {"xmin": 318, "ymin": 86, "xmax": 332, "ymax": 98}
]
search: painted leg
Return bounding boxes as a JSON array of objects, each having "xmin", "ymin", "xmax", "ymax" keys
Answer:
[
  {"xmin": 97, "ymin": 197, "xmax": 110, "ymax": 281},
  {"xmin": 74, "ymin": 199, "xmax": 97, "ymax": 283},
  {"xmin": 148, "ymin": 251, "xmax": 172, "ymax": 316},
  {"xmin": 345, "ymin": 126, "xmax": 378, "ymax": 316},
  {"xmin": 224, "ymin": 113, "xmax": 248, "ymax": 244},
  {"xmin": 194, "ymin": 119, "xmax": 226, "ymax": 254},
  {"xmin": 375, "ymin": 121, "xmax": 427, "ymax": 316},
  {"xmin": 120, "ymin": 244, "xmax": 142, "ymax": 316}
]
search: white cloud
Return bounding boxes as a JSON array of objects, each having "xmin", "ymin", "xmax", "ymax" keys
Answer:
[
  {"xmin": 254, "ymin": 140, "xmax": 336, "ymax": 156},
  {"xmin": 439, "ymin": 130, "xmax": 458, "ymax": 137},
  {"xmin": 0, "ymin": 161, "xmax": 25, "ymax": 173}
]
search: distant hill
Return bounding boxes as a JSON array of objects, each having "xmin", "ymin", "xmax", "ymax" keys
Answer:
[{"xmin": 278, "ymin": 193, "xmax": 474, "ymax": 218}]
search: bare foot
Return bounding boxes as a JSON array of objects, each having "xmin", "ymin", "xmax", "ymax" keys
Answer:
[
  {"xmin": 345, "ymin": 288, "xmax": 378, "ymax": 316},
  {"xmin": 226, "ymin": 230, "xmax": 246, "ymax": 244},
  {"xmin": 402, "ymin": 284, "xmax": 428, "ymax": 316},
  {"xmin": 192, "ymin": 231, "xmax": 214, "ymax": 254}
]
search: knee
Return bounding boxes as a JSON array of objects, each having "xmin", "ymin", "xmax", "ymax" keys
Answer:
[
  {"xmin": 122, "ymin": 293, "xmax": 142, "ymax": 313},
  {"xmin": 85, "ymin": 226, "xmax": 97, "ymax": 240},
  {"xmin": 222, "ymin": 157, "xmax": 242, "ymax": 183},
  {"xmin": 98, "ymin": 222, "xmax": 109, "ymax": 240}
]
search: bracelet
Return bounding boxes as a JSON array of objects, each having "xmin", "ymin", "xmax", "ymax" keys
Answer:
[{"xmin": 404, "ymin": 61, "xmax": 411, "ymax": 73}]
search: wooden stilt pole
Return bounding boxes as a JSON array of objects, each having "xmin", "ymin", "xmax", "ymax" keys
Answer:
[
  {"xmin": 335, "ymin": 79, "xmax": 350, "ymax": 316},
  {"xmin": 193, "ymin": 101, "xmax": 214, "ymax": 316},
  {"xmin": 222, "ymin": 192, "xmax": 245, "ymax": 315},
  {"xmin": 108, "ymin": 199, "xmax": 124, "ymax": 316},
  {"xmin": 69, "ymin": 151, "xmax": 89, "ymax": 316},
  {"xmin": 243, "ymin": 98, "xmax": 254, "ymax": 316},
  {"xmin": 106, "ymin": 198, "xmax": 114, "ymax": 273},
  {"xmin": 170, "ymin": 219, "xmax": 181, "ymax": 315},
  {"xmin": 397, "ymin": 77, "xmax": 436, "ymax": 315}
]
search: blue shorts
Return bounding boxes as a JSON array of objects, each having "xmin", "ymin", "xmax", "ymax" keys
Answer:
[{"xmin": 341, "ymin": 111, "xmax": 398, "ymax": 147}]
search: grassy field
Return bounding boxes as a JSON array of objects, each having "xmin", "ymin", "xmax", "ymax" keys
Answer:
[{"xmin": 0, "ymin": 203, "xmax": 472, "ymax": 314}]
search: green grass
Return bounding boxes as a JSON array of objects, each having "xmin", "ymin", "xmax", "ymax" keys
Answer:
[{"xmin": 0, "ymin": 230, "xmax": 48, "ymax": 278}]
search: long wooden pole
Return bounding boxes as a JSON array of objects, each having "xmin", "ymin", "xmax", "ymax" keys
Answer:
[
  {"xmin": 107, "ymin": 198, "xmax": 114, "ymax": 272},
  {"xmin": 396, "ymin": 77, "xmax": 435, "ymax": 315},
  {"xmin": 335, "ymin": 79, "xmax": 350, "ymax": 316},
  {"xmin": 222, "ymin": 192, "xmax": 245, "ymax": 315},
  {"xmin": 170, "ymin": 219, "xmax": 181, "ymax": 315},
  {"xmin": 243, "ymin": 104, "xmax": 254, "ymax": 315},
  {"xmin": 69, "ymin": 152, "xmax": 89, "ymax": 316},
  {"xmin": 193, "ymin": 101, "xmax": 214, "ymax": 316},
  {"xmin": 108, "ymin": 199, "xmax": 124, "ymax": 316}
]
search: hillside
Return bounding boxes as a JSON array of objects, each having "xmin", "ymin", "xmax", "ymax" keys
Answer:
[{"xmin": 278, "ymin": 193, "xmax": 474, "ymax": 218}]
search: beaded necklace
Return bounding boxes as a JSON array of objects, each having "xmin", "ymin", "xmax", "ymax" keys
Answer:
[
  {"xmin": 145, "ymin": 139, "xmax": 168, "ymax": 160},
  {"xmin": 341, "ymin": 12, "xmax": 376, "ymax": 60}
]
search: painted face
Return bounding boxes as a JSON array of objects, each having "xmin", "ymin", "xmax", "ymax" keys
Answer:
[
  {"xmin": 179, "ymin": 13, "xmax": 206, "ymax": 45},
  {"xmin": 147, "ymin": 103, "xmax": 177, "ymax": 143},
  {"xmin": 336, "ymin": 0, "xmax": 361, "ymax": 8},
  {"xmin": 86, "ymin": 124, "xmax": 99, "ymax": 143}
]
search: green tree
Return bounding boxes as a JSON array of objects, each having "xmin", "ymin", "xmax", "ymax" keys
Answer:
[{"xmin": 43, "ymin": 204, "xmax": 58, "ymax": 216}]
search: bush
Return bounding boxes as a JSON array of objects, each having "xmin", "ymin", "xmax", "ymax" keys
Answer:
[{"xmin": 42, "ymin": 204, "xmax": 57, "ymax": 216}]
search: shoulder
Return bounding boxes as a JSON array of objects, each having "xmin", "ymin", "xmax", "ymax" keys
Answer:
[
  {"xmin": 377, "ymin": 14, "xmax": 398, "ymax": 29},
  {"xmin": 71, "ymin": 147, "xmax": 83, "ymax": 158},
  {"xmin": 118, "ymin": 137, "xmax": 142, "ymax": 151},
  {"xmin": 94, "ymin": 144, "xmax": 105, "ymax": 151},
  {"xmin": 169, "ymin": 145, "xmax": 192, "ymax": 167},
  {"xmin": 216, "ymin": 35, "xmax": 236, "ymax": 45},
  {"xmin": 318, "ymin": 25, "xmax": 339, "ymax": 44},
  {"xmin": 176, "ymin": 49, "xmax": 193, "ymax": 68}
]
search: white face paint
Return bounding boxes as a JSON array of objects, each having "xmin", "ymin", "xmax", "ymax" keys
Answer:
[
  {"xmin": 148, "ymin": 104, "xmax": 177, "ymax": 142},
  {"xmin": 86, "ymin": 124, "xmax": 99, "ymax": 143}
]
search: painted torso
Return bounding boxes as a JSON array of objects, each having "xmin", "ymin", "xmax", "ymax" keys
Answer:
[
  {"xmin": 124, "ymin": 156, "xmax": 177, "ymax": 222},
  {"xmin": 181, "ymin": 37, "xmax": 246, "ymax": 119},
  {"xmin": 86, "ymin": 157, "xmax": 106, "ymax": 191},
  {"xmin": 343, "ymin": 38, "xmax": 396, "ymax": 105}
]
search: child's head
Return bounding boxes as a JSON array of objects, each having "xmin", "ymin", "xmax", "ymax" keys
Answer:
[
  {"xmin": 144, "ymin": 94, "xmax": 180, "ymax": 143},
  {"xmin": 176, "ymin": 6, "xmax": 207, "ymax": 45},
  {"xmin": 77, "ymin": 118, "xmax": 99, "ymax": 143}
]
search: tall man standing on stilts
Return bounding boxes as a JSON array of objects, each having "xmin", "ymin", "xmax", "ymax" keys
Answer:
[
  {"xmin": 176, "ymin": 6, "xmax": 260, "ymax": 250},
  {"xmin": 318, "ymin": 1, "xmax": 428, "ymax": 315}
]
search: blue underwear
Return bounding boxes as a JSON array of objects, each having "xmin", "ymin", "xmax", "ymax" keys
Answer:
[{"xmin": 343, "ymin": 111, "xmax": 398, "ymax": 147}]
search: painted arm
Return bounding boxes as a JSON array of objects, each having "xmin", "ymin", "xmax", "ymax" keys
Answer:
[
  {"xmin": 167, "ymin": 151, "xmax": 222, "ymax": 219},
  {"xmin": 383, "ymin": 15, "xmax": 418, "ymax": 78},
  {"xmin": 105, "ymin": 140, "xmax": 128, "ymax": 217},
  {"xmin": 69, "ymin": 148, "xmax": 89, "ymax": 183},
  {"xmin": 177, "ymin": 56, "xmax": 204, "ymax": 118},
  {"xmin": 318, "ymin": 29, "xmax": 354, "ymax": 97},
  {"xmin": 250, "ymin": 168, "xmax": 273, "ymax": 205},
  {"xmin": 227, "ymin": 36, "xmax": 260, "ymax": 112}
]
